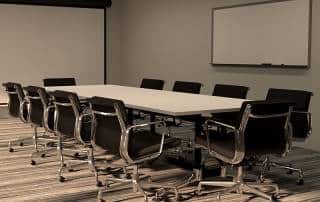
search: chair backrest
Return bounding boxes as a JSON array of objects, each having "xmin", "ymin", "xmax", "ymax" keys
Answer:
[
  {"xmin": 266, "ymin": 88, "xmax": 313, "ymax": 139},
  {"xmin": 50, "ymin": 90, "xmax": 81, "ymax": 138},
  {"xmin": 2, "ymin": 82, "xmax": 28, "ymax": 122},
  {"xmin": 2, "ymin": 82, "xmax": 20, "ymax": 117},
  {"xmin": 140, "ymin": 78, "xmax": 165, "ymax": 90},
  {"xmin": 24, "ymin": 86, "xmax": 45, "ymax": 127},
  {"xmin": 212, "ymin": 84, "xmax": 249, "ymax": 99},
  {"xmin": 236, "ymin": 101, "xmax": 293, "ymax": 157},
  {"xmin": 43, "ymin": 78, "xmax": 76, "ymax": 87},
  {"xmin": 172, "ymin": 81, "xmax": 202, "ymax": 94},
  {"xmin": 90, "ymin": 96, "xmax": 128, "ymax": 155},
  {"xmin": 38, "ymin": 87, "xmax": 55, "ymax": 132}
]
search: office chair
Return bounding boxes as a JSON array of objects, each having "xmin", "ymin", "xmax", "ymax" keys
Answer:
[
  {"xmin": 90, "ymin": 97, "xmax": 181, "ymax": 202},
  {"xmin": 140, "ymin": 78, "xmax": 165, "ymax": 90},
  {"xmin": 172, "ymin": 81, "xmax": 202, "ymax": 94},
  {"xmin": 212, "ymin": 84, "xmax": 249, "ymax": 99},
  {"xmin": 43, "ymin": 78, "xmax": 76, "ymax": 87},
  {"xmin": 196, "ymin": 101, "xmax": 293, "ymax": 201},
  {"xmin": 211, "ymin": 84, "xmax": 249, "ymax": 131},
  {"xmin": 166, "ymin": 80, "xmax": 203, "ymax": 125},
  {"xmin": 50, "ymin": 90, "xmax": 96, "ymax": 183},
  {"xmin": 23, "ymin": 86, "xmax": 57, "ymax": 165},
  {"xmin": 133, "ymin": 78, "xmax": 165, "ymax": 122},
  {"xmin": 260, "ymin": 88, "xmax": 313, "ymax": 185},
  {"xmin": 2, "ymin": 82, "xmax": 30, "ymax": 152}
]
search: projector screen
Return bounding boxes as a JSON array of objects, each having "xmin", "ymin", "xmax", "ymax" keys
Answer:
[
  {"xmin": 211, "ymin": 0, "xmax": 311, "ymax": 68},
  {"xmin": 0, "ymin": 4, "xmax": 104, "ymax": 103}
]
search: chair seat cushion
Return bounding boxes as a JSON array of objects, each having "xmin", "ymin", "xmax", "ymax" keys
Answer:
[
  {"xmin": 196, "ymin": 131, "xmax": 235, "ymax": 159},
  {"xmin": 129, "ymin": 130, "xmax": 181, "ymax": 160}
]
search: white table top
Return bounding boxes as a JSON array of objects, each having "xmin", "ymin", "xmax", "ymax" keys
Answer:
[{"xmin": 47, "ymin": 85, "xmax": 247, "ymax": 117}]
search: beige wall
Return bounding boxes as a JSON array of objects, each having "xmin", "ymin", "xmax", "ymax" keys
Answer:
[
  {"xmin": 0, "ymin": 4, "xmax": 104, "ymax": 103},
  {"xmin": 108, "ymin": 0, "xmax": 320, "ymax": 151}
]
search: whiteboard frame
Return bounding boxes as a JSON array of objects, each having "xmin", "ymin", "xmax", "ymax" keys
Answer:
[{"xmin": 210, "ymin": 0, "xmax": 313, "ymax": 69}]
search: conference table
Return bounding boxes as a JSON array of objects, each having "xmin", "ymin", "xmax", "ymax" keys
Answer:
[
  {"xmin": 47, "ymin": 84, "xmax": 246, "ymax": 135},
  {"xmin": 47, "ymin": 84, "xmax": 246, "ymax": 169},
  {"xmin": 47, "ymin": 84, "xmax": 245, "ymax": 116}
]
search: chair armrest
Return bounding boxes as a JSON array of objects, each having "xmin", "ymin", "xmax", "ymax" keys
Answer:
[
  {"xmin": 124, "ymin": 121, "xmax": 168, "ymax": 164},
  {"xmin": 43, "ymin": 105, "xmax": 55, "ymax": 133},
  {"xmin": 19, "ymin": 99, "xmax": 28, "ymax": 123},
  {"xmin": 127, "ymin": 120, "xmax": 167, "ymax": 131},
  {"xmin": 205, "ymin": 119, "xmax": 236, "ymax": 131},
  {"xmin": 292, "ymin": 111, "xmax": 312, "ymax": 135},
  {"xmin": 75, "ymin": 112, "xmax": 93, "ymax": 145}
]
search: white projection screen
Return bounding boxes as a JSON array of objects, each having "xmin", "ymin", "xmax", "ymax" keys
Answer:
[
  {"xmin": 0, "ymin": 4, "xmax": 104, "ymax": 103},
  {"xmin": 211, "ymin": 0, "xmax": 311, "ymax": 67}
]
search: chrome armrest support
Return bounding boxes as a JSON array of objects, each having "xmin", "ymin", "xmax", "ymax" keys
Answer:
[
  {"xmin": 127, "ymin": 120, "xmax": 167, "ymax": 131},
  {"xmin": 75, "ymin": 112, "xmax": 93, "ymax": 145},
  {"xmin": 205, "ymin": 119, "xmax": 236, "ymax": 131},
  {"xmin": 43, "ymin": 105, "xmax": 55, "ymax": 133},
  {"xmin": 19, "ymin": 99, "xmax": 28, "ymax": 123},
  {"xmin": 292, "ymin": 110, "xmax": 312, "ymax": 135},
  {"xmin": 123, "ymin": 121, "xmax": 168, "ymax": 165}
]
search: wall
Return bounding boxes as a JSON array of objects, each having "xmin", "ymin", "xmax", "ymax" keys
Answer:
[
  {"xmin": 0, "ymin": 4, "xmax": 104, "ymax": 103},
  {"xmin": 107, "ymin": 0, "xmax": 320, "ymax": 151}
]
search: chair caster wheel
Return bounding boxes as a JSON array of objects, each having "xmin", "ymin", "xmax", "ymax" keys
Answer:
[
  {"xmin": 270, "ymin": 194, "xmax": 278, "ymax": 201},
  {"xmin": 297, "ymin": 179, "xmax": 304, "ymax": 185},
  {"xmin": 41, "ymin": 153, "xmax": 46, "ymax": 158},
  {"xmin": 9, "ymin": 148, "xmax": 14, "ymax": 152},
  {"xmin": 175, "ymin": 195, "xmax": 182, "ymax": 201},
  {"xmin": 20, "ymin": 142, "xmax": 24, "ymax": 146},
  {"xmin": 257, "ymin": 176, "xmax": 265, "ymax": 183},
  {"xmin": 31, "ymin": 160, "xmax": 36, "ymax": 165},
  {"xmin": 195, "ymin": 190, "xmax": 202, "ymax": 196},
  {"xmin": 286, "ymin": 170, "xmax": 293, "ymax": 175},
  {"xmin": 96, "ymin": 181, "xmax": 103, "ymax": 187},
  {"xmin": 74, "ymin": 153, "xmax": 79, "ymax": 158},
  {"xmin": 59, "ymin": 176, "xmax": 65, "ymax": 182}
]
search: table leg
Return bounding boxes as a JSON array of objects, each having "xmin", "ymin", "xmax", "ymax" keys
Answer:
[{"xmin": 150, "ymin": 113, "xmax": 156, "ymax": 133}]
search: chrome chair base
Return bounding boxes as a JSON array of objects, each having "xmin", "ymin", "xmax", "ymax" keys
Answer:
[
  {"xmin": 98, "ymin": 165, "xmax": 185, "ymax": 202},
  {"xmin": 259, "ymin": 156, "xmax": 304, "ymax": 185},
  {"xmin": 197, "ymin": 166, "xmax": 279, "ymax": 201},
  {"xmin": 57, "ymin": 144, "xmax": 99, "ymax": 185},
  {"xmin": 8, "ymin": 136, "xmax": 33, "ymax": 152}
]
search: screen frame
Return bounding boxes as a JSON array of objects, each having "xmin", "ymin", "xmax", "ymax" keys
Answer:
[{"xmin": 210, "ymin": 0, "xmax": 313, "ymax": 69}]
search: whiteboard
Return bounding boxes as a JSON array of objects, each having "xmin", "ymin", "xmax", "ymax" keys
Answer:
[
  {"xmin": 0, "ymin": 4, "xmax": 104, "ymax": 103},
  {"xmin": 211, "ymin": 0, "xmax": 311, "ymax": 67}
]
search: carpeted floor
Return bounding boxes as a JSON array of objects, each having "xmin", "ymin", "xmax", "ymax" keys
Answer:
[{"xmin": 1, "ymin": 107, "xmax": 320, "ymax": 202}]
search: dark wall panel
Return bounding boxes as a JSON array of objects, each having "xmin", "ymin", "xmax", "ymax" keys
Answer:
[{"xmin": 0, "ymin": 0, "xmax": 109, "ymax": 8}]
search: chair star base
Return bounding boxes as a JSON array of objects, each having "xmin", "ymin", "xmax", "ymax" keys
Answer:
[{"xmin": 197, "ymin": 166, "xmax": 279, "ymax": 201}]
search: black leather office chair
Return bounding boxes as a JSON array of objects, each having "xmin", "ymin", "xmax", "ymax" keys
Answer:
[
  {"xmin": 24, "ymin": 86, "xmax": 57, "ymax": 165},
  {"xmin": 2, "ymin": 82, "xmax": 30, "ymax": 152},
  {"xmin": 90, "ymin": 97, "xmax": 181, "ymax": 201},
  {"xmin": 133, "ymin": 78, "xmax": 165, "ymax": 121},
  {"xmin": 140, "ymin": 78, "xmax": 165, "ymax": 90},
  {"xmin": 262, "ymin": 88, "xmax": 313, "ymax": 184},
  {"xmin": 166, "ymin": 81, "xmax": 203, "ymax": 126},
  {"xmin": 50, "ymin": 90, "xmax": 95, "ymax": 182},
  {"xmin": 212, "ymin": 84, "xmax": 249, "ymax": 99},
  {"xmin": 38, "ymin": 87, "xmax": 55, "ymax": 134},
  {"xmin": 196, "ymin": 101, "xmax": 293, "ymax": 201},
  {"xmin": 172, "ymin": 81, "xmax": 202, "ymax": 94},
  {"xmin": 43, "ymin": 78, "xmax": 76, "ymax": 87},
  {"xmin": 211, "ymin": 84, "xmax": 249, "ymax": 131}
]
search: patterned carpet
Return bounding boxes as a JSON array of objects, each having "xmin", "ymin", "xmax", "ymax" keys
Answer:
[{"xmin": 1, "ymin": 107, "xmax": 320, "ymax": 202}]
